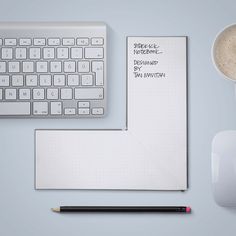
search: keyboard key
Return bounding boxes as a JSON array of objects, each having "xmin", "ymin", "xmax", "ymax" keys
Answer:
[
  {"xmin": 5, "ymin": 89, "xmax": 17, "ymax": 100},
  {"xmin": 50, "ymin": 61, "xmax": 62, "ymax": 73},
  {"xmin": 0, "ymin": 89, "xmax": 2, "ymax": 99},
  {"xmin": 92, "ymin": 107, "xmax": 104, "ymax": 115},
  {"xmin": 54, "ymin": 74, "xmax": 65, "ymax": 86},
  {"xmin": 47, "ymin": 88, "xmax": 59, "ymax": 100},
  {"xmin": 62, "ymin": 38, "xmax": 75, "ymax": 46},
  {"xmin": 51, "ymin": 102, "xmax": 62, "ymax": 115},
  {"xmin": 77, "ymin": 38, "xmax": 89, "ymax": 46},
  {"xmin": 1, "ymin": 48, "xmax": 13, "ymax": 59},
  {"xmin": 8, "ymin": 62, "xmax": 20, "ymax": 73},
  {"xmin": 91, "ymin": 38, "xmax": 104, "ymax": 45},
  {"xmin": 0, "ymin": 62, "xmax": 6, "ymax": 73},
  {"xmin": 0, "ymin": 102, "xmax": 30, "ymax": 115},
  {"xmin": 78, "ymin": 61, "xmax": 89, "ymax": 72},
  {"xmin": 5, "ymin": 38, "xmax": 17, "ymax": 46},
  {"xmin": 67, "ymin": 74, "xmax": 79, "ymax": 86},
  {"xmin": 78, "ymin": 101, "xmax": 89, "ymax": 108},
  {"xmin": 39, "ymin": 75, "xmax": 51, "ymax": 86},
  {"xmin": 33, "ymin": 102, "xmax": 48, "ymax": 115},
  {"xmin": 33, "ymin": 88, "xmax": 45, "ymax": 100},
  {"xmin": 26, "ymin": 75, "xmax": 37, "ymax": 86},
  {"xmin": 36, "ymin": 61, "xmax": 48, "ymax": 73},
  {"xmin": 19, "ymin": 38, "xmax": 31, "ymax": 46},
  {"xmin": 19, "ymin": 89, "xmax": 31, "ymax": 100},
  {"xmin": 34, "ymin": 38, "xmax": 46, "ymax": 46},
  {"xmin": 15, "ymin": 48, "xmax": 27, "ymax": 59},
  {"xmin": 78, "ymin": 108, "xmax": 90, "ymax": 115},
  {"xmin": 65, "ymin": 108, "xmax": 76, "ymax": 115},
  {"xmin": 92, "ymin": 61, "xmax": 104, "ymax": 86},
  {"xmin": 64, "ymin": 61, "xmax": 76, "ymax": 73},
  {"xmin": 43, "ymin": 48, "xmax": 55, "ymax": 59},
  {"xmin": 48, "ymin": 38, "xmax": 60, "ymax": 46},
  {"xmin": 61, "ymin": 88, "xmax": 72, "ymax": 100},
  {"xmin": 0, "ymin": 39, "xmax": 2, "ymax": 45},
  {"xmin": 23, "ymin": 62, "xmax": 34, "ymax": 73},
  {"xmin": 71, "ymin": 47, "xmax": 83, "ymax": 59},
  {"xmin": 85, "ymin": 47, "xmax": 103, "ymax": 59},
  {"xmin": 0, "ymin": 75, "xmax": 10, "ymax": 86},
  {"xmin": 81, "ymin": 74, "xmax": 93, "ymax": 86},
  {"xmin": 75, "ymin": 88, "xmax": 103, "ymax": 99},
  {"xmin": 12, "ymin": 75, "xmax": 24, "ymax": 86},
  {"xmin": 57, "ymin": 47, "xmax": 69, "ymax": 59},
  {"xmin": 29, "ymin": 48, "xmax": 41, "ymax": 59}
]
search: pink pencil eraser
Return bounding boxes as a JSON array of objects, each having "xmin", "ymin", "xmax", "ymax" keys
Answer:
[{"xmin": 186, "ymin": 207, "xmax": 191, "ymax": 213}]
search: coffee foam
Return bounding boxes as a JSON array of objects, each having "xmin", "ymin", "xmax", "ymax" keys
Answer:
[{"xmin": 214, "ymin": 25, "xmax": 236, "ymax": 80}]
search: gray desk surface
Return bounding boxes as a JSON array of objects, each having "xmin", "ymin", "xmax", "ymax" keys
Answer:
[{"xmin": 1, "ymin": 0, "xmax": 236, "ymax": 235}]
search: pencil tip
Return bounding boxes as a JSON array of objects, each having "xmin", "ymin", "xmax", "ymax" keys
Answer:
[{"xmin": 51, "ymin": 207, "xmax": 60, "ymax": 212}]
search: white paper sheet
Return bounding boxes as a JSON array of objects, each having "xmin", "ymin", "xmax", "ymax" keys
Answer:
[{"xmin": 36, "ymin": 36, "xmax": 187, "ymax": 190}]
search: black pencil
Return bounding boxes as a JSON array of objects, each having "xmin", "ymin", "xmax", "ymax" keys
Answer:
[{"xmin": 52, "ymin": 206, "xmax": 191, "ymax": 213}]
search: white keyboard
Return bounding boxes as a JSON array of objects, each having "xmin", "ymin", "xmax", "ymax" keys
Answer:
[{"xmin": 0, "ymin": 22, "xmax": 106, "ymax": 118}]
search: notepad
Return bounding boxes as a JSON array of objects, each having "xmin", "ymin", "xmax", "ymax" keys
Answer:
[{"xmin": 35, "ymin": 36, "xmax": 187, "ymax": 190}]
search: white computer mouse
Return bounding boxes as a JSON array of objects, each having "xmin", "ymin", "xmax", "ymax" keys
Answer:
[{"xmin": 212, "ymin": 130, "xmax": 236, "ymax": 207}]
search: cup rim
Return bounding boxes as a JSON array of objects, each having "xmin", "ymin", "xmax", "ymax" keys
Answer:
[{"xmin": 212, "ymin": 23, "xmax": 236, "ymax": 83}]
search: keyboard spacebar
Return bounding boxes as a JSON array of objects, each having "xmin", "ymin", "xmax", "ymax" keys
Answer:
[{"xmin": 0, "ymin": 102, "xmax": 31, "ymax": 115}]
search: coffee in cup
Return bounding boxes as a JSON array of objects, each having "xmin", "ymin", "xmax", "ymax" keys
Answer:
[{"xmin": 212, "ymin": 24, "xmax": 236, "ymax": 81}]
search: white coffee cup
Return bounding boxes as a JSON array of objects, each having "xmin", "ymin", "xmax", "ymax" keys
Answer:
[{"xmin": 212, "ymin": 23, "xmax": 236, "ymax": 84}]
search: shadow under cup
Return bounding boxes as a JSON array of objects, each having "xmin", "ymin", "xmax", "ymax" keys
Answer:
[{"xmin": 212, "ymin": 24, "xmax": 236, "ymax": 82}]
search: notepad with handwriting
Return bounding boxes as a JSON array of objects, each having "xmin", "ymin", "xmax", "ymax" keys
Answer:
[{"xmin": 36, "ymin": 36, "xmax": 187, "ymax": 190}]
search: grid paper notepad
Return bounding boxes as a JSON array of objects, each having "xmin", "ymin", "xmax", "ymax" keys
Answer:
[{"xmin": 35, "ymin": 36, "xmax": 187, "ymax": 190}]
